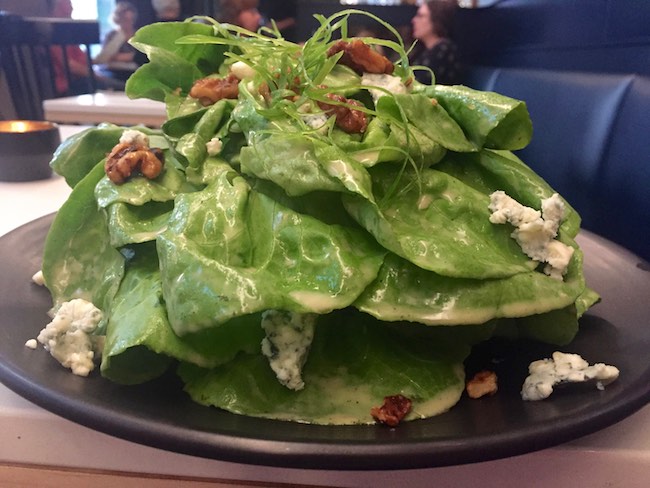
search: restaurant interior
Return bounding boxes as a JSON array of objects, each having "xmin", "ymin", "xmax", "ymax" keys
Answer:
[{"xmin": 0, "ymin": 0, "xmax": 649, "ymax": 486}]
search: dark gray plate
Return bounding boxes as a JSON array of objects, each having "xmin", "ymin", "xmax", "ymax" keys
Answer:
[{"xmin": 1, "ymin": 214, "xmax": 649, "ymax": 470}]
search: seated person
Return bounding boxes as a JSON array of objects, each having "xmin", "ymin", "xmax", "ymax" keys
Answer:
[
  {"xmin": 219, "ymin": 0, "xmax": 262, "ymax": 31},
  {"xmin": 152, "ymin": 0, "xmax": 182, "ymax": 22},
  {"xmin": 259, "ymin": 0, "xmax": 297, "ymax": 41},
  {"xmin": 48, "ymin": 0, "xmax": 94, "ymax": 95},
  {"xmin": 409, "ymin": 0, "xmax": 463, "ymax": 85},
  {"xmin": 93, "ymin": 1, "xmax": 139, "ymax": 85}
]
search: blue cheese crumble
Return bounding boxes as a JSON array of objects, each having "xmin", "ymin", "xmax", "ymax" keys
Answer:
[
  {"xmin": 119, "ymin": 129, "xmax": 149, "ymax": 147},
  {"xmin": 361, "ymin": 73, "xmax": 410, "ymax": 104},
  {"xmin": 230, "ymin": 60, "xmax": 256, "ymax": 80},
  {"xmin": 206, "ymin": 136, "xmax": 223, "ymax": 156},
  {"xmin": 521, "ymin": 351, "xmax": 620, "ymax": 401},
  {"xmin": 31, "ymin": 269, "xmax": 45, "ymax": 286},
  {"xmin": 31, "ymin": 298, "xmax": 105, "ymax": 377},
  {"xmin": 488, "ymin": 191, "xmax": 575, "ymax": 280},
  {"xmin": 261, "ymin": 310, "xmax": 316, "ymax": 391},
  {"xmin": 297, "ymin": 102, "xmax": 329, "ymax": 132}
]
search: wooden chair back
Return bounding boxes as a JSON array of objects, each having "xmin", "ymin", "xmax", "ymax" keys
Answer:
[{"xmin": 0, "ymin": 13, "xmax": 100, "ymax": 120}]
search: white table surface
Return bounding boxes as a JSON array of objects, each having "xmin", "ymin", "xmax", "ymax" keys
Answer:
[
  {"xmin": 0, "ymin": 125, "xmax": 649, "ymax": 487},
  {"xmin": 43, "ymin": 91, "xmax": 166, "ymax": 127}
]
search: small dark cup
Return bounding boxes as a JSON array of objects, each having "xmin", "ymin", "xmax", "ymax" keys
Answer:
[{"xmin": 0, "ymin": 120, "xmax": 61, "ymax": 182}]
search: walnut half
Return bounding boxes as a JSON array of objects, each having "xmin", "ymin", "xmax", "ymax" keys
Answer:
[
  {"xmin": 189, "ymin": 74, "xmax": 240, "ymax": 106},
  {"xmin": 466, "ymin": 370, "xmax": 498, "ymax": 399},
  {"xmin": 327, "ymin": 40, "xmax": 394, "ymax": 75},
  {"xmin": 371, "ymin": 394, "xmax": 413, "ymax": 427},
  {"xmin": 316, "ymin": 93, "xmax": 368, "ymax": 134},
  {"xmin": 105, "ymin": 142, "xmax": 164, "ymax": 185}
]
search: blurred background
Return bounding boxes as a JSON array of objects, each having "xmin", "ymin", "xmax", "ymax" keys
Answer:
[{"xmin": 1, "ymin": 0, "xmax": 649, "ymax": 120}]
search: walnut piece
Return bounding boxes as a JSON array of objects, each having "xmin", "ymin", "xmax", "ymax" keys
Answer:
[
  {"xmin": 316, "ymin": 93, "xmax": 368, "ymax": 134},
  {"xmin": 370, "ymin": 394, "xmax": 412, "ymax": 427},
  {"xmin": 189, "ymin": 74, "xmax": 240, "ymax": 106},
  {"xmin": 105, "ymin": 142, "xmax": 164, "ymax": 185},
  {"xmin": 466, "ymin": 370, "xmax": 498, "ymax": 399},
  {"xmin": 327, "ymin": 40, "xmax": 394, "ymax": 75}
]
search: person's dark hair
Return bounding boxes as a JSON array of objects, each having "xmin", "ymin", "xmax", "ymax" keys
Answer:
[
  {"xmin": 112, "ymin": 1, "xmax": 137, "ymax": 24},
  {"xmin": 219, "ymin": 0, "xmax": 259, "ymax": 25},
  {"xmin": 426, "ymin": 0, "xmax": 458, "ymax": 39}
]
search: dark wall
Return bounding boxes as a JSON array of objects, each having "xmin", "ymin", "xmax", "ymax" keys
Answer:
[
  {"xmin": 0, "ymin": 0, "xmax": 48, "ymax": 16},
  {"xmin": 295, "ymin": 1, "xmax": 417, "ymax": 43},
  {"xmin": 456, "ymin": 0, "xmax": 650, "ymax": 75}
]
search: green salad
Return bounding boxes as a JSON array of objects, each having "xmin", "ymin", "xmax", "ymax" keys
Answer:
[{"xmin": 38, "ymin": 11, "xmax": 599, "ymax": 425}]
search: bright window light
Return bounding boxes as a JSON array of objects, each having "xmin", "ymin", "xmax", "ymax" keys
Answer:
[{"xmin": 71, "ymin": 0, "xmax": 98, "ymax": 20}]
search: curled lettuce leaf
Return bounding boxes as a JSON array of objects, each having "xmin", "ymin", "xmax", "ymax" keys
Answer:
[
  {"xmin": 355, "ymin": 247, "xmax": 585, "ymax": 327},
  {"xmin": 179, "ymin": 311, "xmax": 467, "ymax": 425},
  {"xmin": 421, "ymin": 84, "xmax": 533, "ymax": 150}
]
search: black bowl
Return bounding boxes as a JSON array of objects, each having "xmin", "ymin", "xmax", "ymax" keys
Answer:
[{"xmin": 0, "ymin": 120, "xmax": 60, "ymax": 182}]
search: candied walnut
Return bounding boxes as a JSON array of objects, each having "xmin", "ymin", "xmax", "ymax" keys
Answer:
[
  {"xmin": 258, "ymin": 81, "xmax": 271, "ymax": 104},
  {"xmin": 317, "ymin": 93, "xmax": 368, "ymax": 134},
  {"xmin": 327, "ymin": 39, "xmax": 394, "ymax": 75},
  {"xmin": 466, "ymin": 370, "xmax": 498, "ymax": 399},
  {"xmin": 371, "ymin": 394, "xmax": 412, "ymax": 427},
  {"xmin": 105, "ymin": 142, "xmax": 164, "ymax": 185},
  {"xmin": 189, "ymin": 73, "xmax": 240, "ymax": 106}
]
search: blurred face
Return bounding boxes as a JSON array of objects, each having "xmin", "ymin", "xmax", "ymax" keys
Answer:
[
  {"xmin": 412, "ymin": 4, "xmax": 433, "ymax": 41},
  {"xmin": 237, "ymin": 8, "xmax": 261, "ymax": 31},
  {"xmin": 52, "ymin": 0, "xmax": 73, "ymax": 18},
  {"xmin": 113, "ymin": 5, "xmax": 136, "ymax": 26}
]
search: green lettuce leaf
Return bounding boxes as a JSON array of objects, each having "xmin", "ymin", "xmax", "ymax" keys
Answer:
[
  {"xmin": 240, "ymin": 132, "xmax": 375, "ymax": 200},
  {"xmin": 102, "ymin": 245, "xmax": 264, "ymax": 384},
  {"xmin": 50, "ymin": 124, "xmax": 167, "ymax": 188},
  {"xmin": 344, "ymin": 165, "xmax": 536, "ymax": 279},
  {"xmin": 126, "ymin": 21, "xmax": 227, "ymax": 102},
  {"xmin": 376, "ymin": 93, "xmax": 477, "ymax": 153},
  {"xmin": 355, "ymin": 249, "xmax": 585, "ymax": 328},
  {"xmin": 157, "ymin": 168, "xmax": 385, "ymax": 335},
  {"xmin": 435, "ymin": 149, "xmax": 581, "ymax": 237},
  {"xmin": 104, "ymin": 201, "xmax": 173, "ymax": 247},
  {"xmin": 42, "ymin": 162, "xmax": 125, "ymax": 317}
]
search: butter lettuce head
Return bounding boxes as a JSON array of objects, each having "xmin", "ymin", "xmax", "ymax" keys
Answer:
[{"xmin": 38, "ymin": 11, "xmax": 596, "ymax": 426}]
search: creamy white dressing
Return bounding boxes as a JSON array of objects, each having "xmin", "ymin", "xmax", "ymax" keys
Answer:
[
  {"xmin": 31, "ymin": 270, "xmax": 45, "ymax": 286},
  {"xmin": 240, "ymin": 367, "xmax": 464, "ymax": 425},
  {"xmin": 288, "ymin": 290, "xmax": 347, "ymax": 313},
  {"xmin": 360, "ymin": 290, "xmax": 576, "ymax": 326},
  {"xmin": 351, "ymin": 149, "xmax": 381, "ymax": 166},
  {"xmin": 417, "ymin": 194, "xmax": 433, "ymax": 210}
]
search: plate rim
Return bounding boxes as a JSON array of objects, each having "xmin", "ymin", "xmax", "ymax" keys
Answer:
[{"xmin": 1, "ymin": 213, "xmax": 649, "ymax": 470}]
